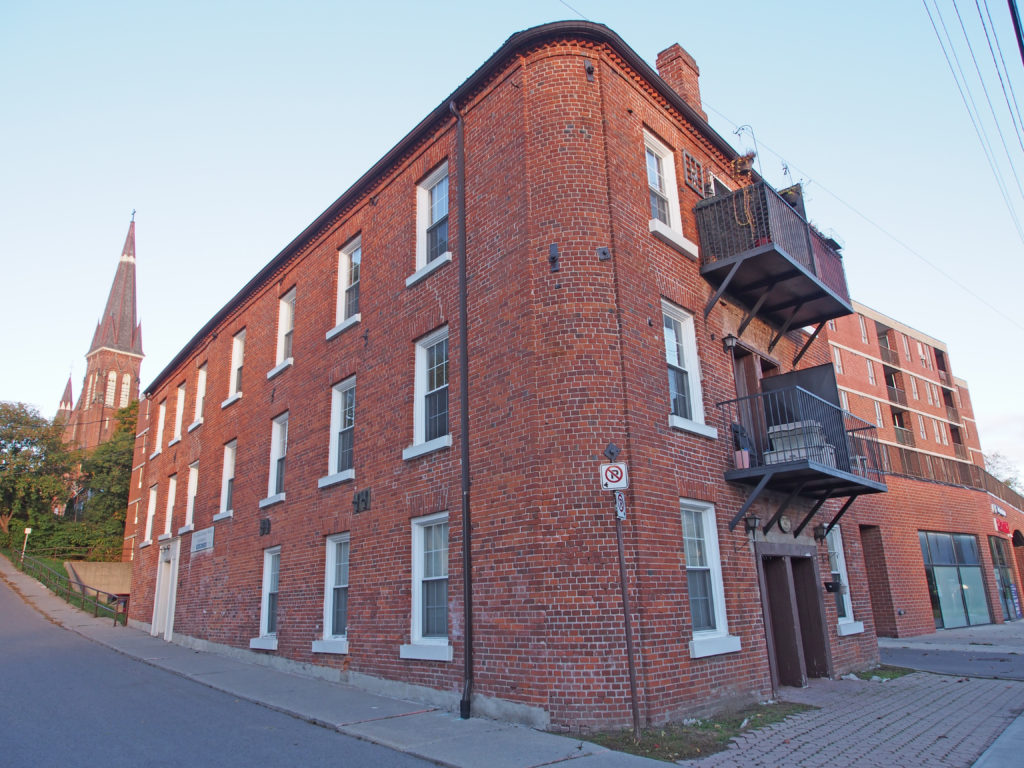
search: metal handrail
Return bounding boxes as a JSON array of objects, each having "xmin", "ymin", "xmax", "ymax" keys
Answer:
[
  {"xmin": 717, "ymin": 385, "xmax": 884, "ymax": 482},
  {"xmin": 7, "ymin": 551, "xmax": 128, "ymax": 627}
]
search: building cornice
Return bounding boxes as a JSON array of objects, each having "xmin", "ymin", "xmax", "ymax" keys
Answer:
[{"xmin": 144, "ymin": 20, "xmax": 746, "ymax": 395}]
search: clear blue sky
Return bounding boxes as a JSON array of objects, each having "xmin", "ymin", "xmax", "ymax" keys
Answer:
[{"xmin": 3, "ymin": 0, "xmax": 1022, "ymax": 474}]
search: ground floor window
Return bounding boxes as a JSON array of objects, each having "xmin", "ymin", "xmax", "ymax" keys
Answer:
[
  {"xmin": 989, "ymin": 536, "xmax": 1023, "ymax": 621},
  {"xmin": 919, "ymin": 531, "xmax": 990, "ymax": 629},
  {"xmin": 250, "ymin": 546, "xmax": 281, "ymax": 650}
]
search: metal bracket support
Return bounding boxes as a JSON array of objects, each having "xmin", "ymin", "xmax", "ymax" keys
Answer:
[
  {"xmin": 762, "ymin": 482, "xmax": 806, "ymax": 534},
  {"xmin": 704, "ymin": 260, "xmax": 743, "ymax": 320},
  {"xmin": 792, "ymin": 322, "xmax": 825, "ymax": 366},
  {"xmin": 728, "ymin": 471, "xmax": 774, "ymax": 531},
  {"xmin": 767, "ymin": 302, "xmax": 803, "ymax": 352},
  {"xmin": 793, "ymin": 491, "xmax": 834, "ymax": 538},
  {"xmin": 825, "ymin": 495, "xmax": 859, "ymax": 536}
]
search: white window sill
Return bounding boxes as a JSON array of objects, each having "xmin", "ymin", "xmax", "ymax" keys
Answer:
[
  {"xmin": 649, "ymin": 219, "xmax": 699, "ymax": 261},
  {"xmin": 405, "ymin": 252, "xmax": 452, "ymax": 288},
  {"xmin": 187, "ymin": 419, "xmax": 203, "ymax": 433},
  {"xmin": 318, "ymin": 469, "xmax": 355, "ymax": 489},
  {"xmin": 312, "ymin": 638, "xmax": 349, "ymax": 655},
  {"xmin": 249, "ymin": 636, "xmax": 278, "ymax": 651},
  {"xmin": 400, "ymin": 643, "xmax": 453, "ymax": 661},
  {"xmin": 139, "ymin": 540, "xmax": 153, "ymax": 549},
  {"xmin": 149, "ymin": 450, "xmax": 161, "ymax": 461},
  {"xmin": 266, "ymin": 358, "xmax": 293, "ymax": 380},
  {"xmin": 258, "ymin": 493, "xmax": 285, "ymax": 509},
  {"xmin": 689, "ymin": 633, "xmax": 742, "ymax": 659},
  {"xmin": 168, "ymin": 437, "xmax": 181, "ymax": 447},
  {"xmin": 326, "ymin": 314, "xmax": 361, "ymax": 341},
  {"xmin": 212, "ymin": 510, "xmax": 234, "ymax": 522},
  {"xmin": 221, "ymin": 392, "xmax": 242, "ymax": 409},
  {"xmin": 837, "ymin": 620, "xmax": 865, "ymax": 637},
  {"xmin": 177, "ymin": 524, "xmax": 195, "ymax": 535},
  {"xmin": 669, "ymin": 415, "xmax": 718, "ymax": 440},
  {"xmin": 402, "ymin": 434, "xmax": 452, "ymax": 461},
  {"xmin": 158, "ymin": 533, "xmax": 172, "ymax": 541}
]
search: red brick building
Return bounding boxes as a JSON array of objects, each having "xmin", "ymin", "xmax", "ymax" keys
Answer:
[
  {"xmin": 62, "ymin": 219, "xmax": 144, "ymax": 451},
  {"xmin": 823, "ymin": 305, "xmax": 1024, "ymax": 637},
  {"xmin": 123, "ymin": 22, "xmax": 893, "ymax": 729}
]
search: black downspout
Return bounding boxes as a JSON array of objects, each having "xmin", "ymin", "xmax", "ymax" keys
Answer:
[{"xmin": 450, "ymin": 100, "xmax": 474, "ymax": 720}]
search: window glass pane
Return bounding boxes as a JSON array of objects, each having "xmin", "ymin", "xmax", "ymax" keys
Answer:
[
  {"xmin": 960, "ymin": 567, "xmax": 989, "ymax": 624},
  {"xmin": 332, "ymin": 586, "xmax": 348, "ymax": 636},
  {"xmin": 423, "ymin": 522, "xmax": 448, "ymax": 578},
  {"xmin": 668, "ymin": 367, "xmax": 691, "ymax": 420},
  {"xmin": 422, "ymin": 578, "xmax": 447, "ymax": 637},
  {"xmin": 429, "ymin": 175, "xmax": 448, "ymax": 224},
  {"xmin": 953, "ymin": 534, "xmax": 980, "ymax": 565},
  {"xmin": 646, "ymin": 148, "xmax": 664, "ymax": 193},
  {"xmin": 681, "ymin": 509, "xmax": 707, "ymax": 567},
  {"xmin": 927, "ymin": 532, "xmax": 956, "ymax": 565},
  {"xmin": 687, "ymin": 569, "xmax": 715, "ymax": 631},
  {"xmin": 933, "ymin": 566, "xmax": 968, "ymax": 628},
  {"xmin": 663, "ymin": 315, "xmax": 684, "ymax": 368}
]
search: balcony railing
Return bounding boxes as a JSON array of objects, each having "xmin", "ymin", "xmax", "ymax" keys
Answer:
[
  {"xmin": 879, "ymin": 346, "xmax": 899, "ymax": 366},
  {"xmin": 887, "ymin": 386, "xmax": 907, "ymax": 406},
  {"xmin": 938, "ymin": 370, "xmax": 952, "ymax": 388},
  {"xmin": 894, "ymin": 426, "xmax": 916, "ymax": 447},
  {"xmin": 946, "ymin": 405, "xmax": 960, "ymax": 423},
  {"xmin": 718, "ymin": 385, "xmax": 885, "ymax": 487},
  {"xmin": 694, "ymin": 182, "xmax": 852, "ymax": 330},
  {"xmin": 954, "ymin": 443, "xmax": 969, "ymax": 461}
]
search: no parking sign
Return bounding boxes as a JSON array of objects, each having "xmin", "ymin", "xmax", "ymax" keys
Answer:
[{"xmin": 599, "ymin": 462, "xmax": 629, "ymax": 490}]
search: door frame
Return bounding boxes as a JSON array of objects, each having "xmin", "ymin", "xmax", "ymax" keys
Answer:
[
  {"xmin": 755, "ymin": 540, "xmax": 834, "ymax": 692},
  {"xmin": 151, "ymin": 538, "xmax": 180, "ymax": 641}
]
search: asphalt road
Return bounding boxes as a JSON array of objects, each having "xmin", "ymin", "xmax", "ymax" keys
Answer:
[
  {"xmin": 0, "ymin": 580, "xmax": 435, "ymax": 768},
  {"xmin": 881, "ymin": 645, "xmax": 1024, "ymax": 680}
]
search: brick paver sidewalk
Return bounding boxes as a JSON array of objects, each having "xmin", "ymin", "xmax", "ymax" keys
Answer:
[{"xmin": 688, "ymin": 673, "xmax": 1024, "ymax": 767}]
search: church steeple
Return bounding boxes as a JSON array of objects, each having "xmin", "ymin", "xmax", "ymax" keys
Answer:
[
  {"xmin": 56, "ymin": 376, "xmax": 74, "ymax": 422},
  {"xmin": 89, "ymin": 218, "xmax": 143, "ymax": 356}
]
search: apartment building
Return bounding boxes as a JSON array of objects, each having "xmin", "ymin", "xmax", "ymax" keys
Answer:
[
  {"xmin": 123, "ymin": 21, "xmax": 889, "ymax": 729},
  {"xmin": 824, "ymin": 305, "xmax": 1024, "ymax": 637}
]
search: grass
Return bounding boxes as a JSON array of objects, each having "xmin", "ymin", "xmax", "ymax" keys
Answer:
[
  {"xmin": 854, "ymin": 664, "xmax": 916, "ymax": 681},
  {"xmin": 587, "ymin": 701, "xmax": 815, "ymax": 763}
]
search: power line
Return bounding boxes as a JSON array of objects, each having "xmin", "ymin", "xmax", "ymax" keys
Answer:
[
  {"xmin": 981, "ymin": 0, "xmax": 1024, "ymax": 150},
  {"xmin": 702, "ymin": 102, "xmax": 1024, "ymax": 332}
]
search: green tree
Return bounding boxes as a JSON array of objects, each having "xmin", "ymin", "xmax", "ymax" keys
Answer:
[
  {"xmin": 0, "ymin": 402, "xmax": 75, "ymax": 543},
  {"xmin": 984, "ymin": 451, "xmax": 1024, "ymax": 493},
  {"xmin": 79, "ymin": 401, "xmax": 136, "ymax": 537}
]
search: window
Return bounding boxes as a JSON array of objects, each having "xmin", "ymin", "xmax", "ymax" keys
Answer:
[
  {"xmin": 181, "ymin": 461, "xmax": 198, "ymax": 533},
  {"xmin": 832, "ymin": 347, "xmax": 844, "ymax": 375},
  {"xmin": 901, "ymin": 333, "xmax": 911, "ymax": 357},
  {"xmin": 261, "ymin": 413, "xmax": 288, "ymax": 506},
  {"xmin": 839, "ymin": 390, "xmax": 850, "ymax": 411},
  {"xmin": 408, "ymin": 163, "xmax": 451, "ymax": 286},
  {"xmin": 865, "ymin": 359, "xmax": 875, "ymax": 386},
  {"xmin": 874, "ymin": 401, "xmax": 884, "ymax": 428},
  {"xmin": 940, "ymin": 420, "xmax": 949, "ymax": 445},
  {"xmin": 329, "ymin": 237, "xmax": 362, "ymax": 338},
  {"xmin": 251, "ymin": 546, "xmax": 280, "ymax": 650},
  {"xmin": 918, "ymin": 414, "xmax": 927, "ymax": 439},
  {"xmin": 105, "ymin": 371, "xmax": 117, "ymax": 407},
  {"xmin": 645, "ymin": 132, "xmax": 698, "ymax": 258},
  {"xmin": 663, "ymin": 300, "xmax": 715, "ymax": 438},
  {"xmin": 400, "ymin": 512, "xmax": 452, "ymax": 660},
  {"xmin": 119, "ymin": 373, "xmax": 131, "ymax": 408},
  {"xmin": 916, "ymin": 340, "xmax": 927, "ymax": 366},
  {"xmin": 217, "ymin": 440, "xmax": 237, "ymax": 519},
  {"xmin": 190, "ymin": 364, "xmax": 206, "ymax": 429},
  {"xmin": 151, "ymin": 399, "xmax": 166, "ymax": 458},
  {"xmin": 320, "ymin": 378, "xmax": 355, "ymax": 487},
  {"xmin": 827, "ymin": 319, "xmax": 837, "ymax": 332},
  {"xmin": 162, "ymin": 474, "xmax": 177, "ymax": 539},
  {"xmin": 86, "ymin": 372, "xmax": 96, "ymax": 405},
  {"xmin": 932, "ymin": 418, "xmax": 942, "ymax": 443},
  {"xmin": 403, "ymin": 328, "xmax": 451, "ymax": 460},
  {"xmin": 931, "ymin": 383, "xmax": 940, "ymax": 405},
  {"xmin": 224, "ymin": 330, "xmax": 245, "ymax": 406},
  {"xmin": 925, "ymin": 383, "xmax": 933, "ymax": 406},
  {"xmin": 858, "ymin": 315, "xmax": 868, "ymax": 344},
  {"xmin": 313, "ymin": 533, "xmax": 350, "ymax": 654},
  {"xmin": 270, "ymin": 289, "xmax": 295, "ymax": 376},
  {"xmin": 910, "ymin": 376, "xmax": 919, "ymax": 400},
  {"xmin": 680, "ymin": 499, "xmax": 740, "ymax": 657},
  {"xmin": 825, "ymin": 527, "xmax": 863, "ymax": 635},
  {"xmin": 142, "ymin": 484, "xmax": 157, "ymax": 545},
  {"xmin": 171, "ymin": 383, "xmax": 185, "ymax": 443}
]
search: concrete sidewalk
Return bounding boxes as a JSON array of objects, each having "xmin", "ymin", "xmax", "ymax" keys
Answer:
[{"xmin": 3, "ymin": 553, "xmax": 1023, "ymax": 767}]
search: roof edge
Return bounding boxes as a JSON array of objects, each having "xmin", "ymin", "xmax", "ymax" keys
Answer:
[{"xmin": 145, "ymin": 20, "xmax": 743, "ymax": 395}]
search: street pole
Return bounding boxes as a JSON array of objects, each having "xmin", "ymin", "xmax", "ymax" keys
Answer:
[
  {"xmin": 21, "ymin": 527, "xmax": 32, "ymax": 565},
  {"xmin": 614, "ymin": 513, "xmax": 641, "ymax": 742}
]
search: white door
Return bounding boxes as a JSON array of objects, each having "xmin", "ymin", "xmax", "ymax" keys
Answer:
[{"xmin": 151, "ymin": 539, "xmax": 180, "ymax": 641}]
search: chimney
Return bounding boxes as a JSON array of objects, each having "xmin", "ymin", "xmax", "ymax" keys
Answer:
[{"xmin": 655, "ymin": 44, "xmax": 706, "ymax": 121}]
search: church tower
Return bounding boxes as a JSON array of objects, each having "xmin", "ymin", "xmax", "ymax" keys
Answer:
[{"xmin": 63, "ymin": 218, "xmax": 144, "ymax": 451}]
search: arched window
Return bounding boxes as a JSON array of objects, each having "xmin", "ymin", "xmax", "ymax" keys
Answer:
[
  {"xmin": 86, "ymin": 372, "xmax": 95, "ymax": 404},
  {"xmin": 119, "ymin": 373, "xmax": 131, "ymax": 407},
  {"xmin": 105, "ymin": 371, "xmax": 117, "ymax": 407}
]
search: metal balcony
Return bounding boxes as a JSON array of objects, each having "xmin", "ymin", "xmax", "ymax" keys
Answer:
[
  {"xmin": 879, "ymin": 346, "xmax": 899, "ymax": 366},
  {"xmin": 887, "ymin": 386, "xmax": 907, "ymax": 406},
  {"xmin": 694, "ymin": 182, "xmax": 853, "ymax": 339},
  {"xmin": 938, "ymin": 370, "xmax": 953, "ymax": 388},
  {"xmin": 954, "ymin": 443, "xmax": 969, "ymax": 461},
  {"xmin": 719, "ymin": 385, "xmax": 886, "ymax": 535},
  {"xmin": 946, "ymin": 405, "xmax": 960, "ymax": 424},
  {"xmin": 894, "ymin": 426, "xmax": 916, "ymax": 447}
]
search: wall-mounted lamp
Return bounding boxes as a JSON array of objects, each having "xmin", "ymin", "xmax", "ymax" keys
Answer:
[
  {"xmin": 722, "ymin": 334, "xmax": 738, "ymax": 354},
  {"xmin": 813, "ymin": 523, "xmax": 828, "ymax": 543},
  {"xmin": 744, "ymin": 514, "xmax": 761, "ymax": 536}
]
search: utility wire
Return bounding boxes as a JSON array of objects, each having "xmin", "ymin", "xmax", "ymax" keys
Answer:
[
  {"xmin": 982, "ymin": 0, "xmax": 1024, "ymax": 148},
  {"xmin": 927, "ymin": 0, "xmax": 1024, "ymax": 241},
  {"xmin": 702, "ymin": 102, "xmax": 1024, "ymax": 332}
]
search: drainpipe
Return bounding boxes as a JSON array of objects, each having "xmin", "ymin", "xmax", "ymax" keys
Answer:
[{"xmin": 450, "ymin": 100, "xmax": 474, "ymax": 720}]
